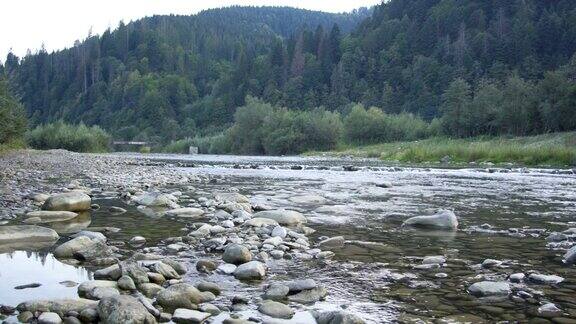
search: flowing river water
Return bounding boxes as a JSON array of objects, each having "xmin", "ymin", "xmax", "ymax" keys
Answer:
[{"xmin": 1, "ymin": 153, "xmax": 576, "ymax": 323}]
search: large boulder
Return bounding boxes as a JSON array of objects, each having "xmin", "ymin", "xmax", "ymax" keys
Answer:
[
  {"xmin": 563, "ymin": 245, "xmax": 576, "ymax": 264},
  {"xmin": 17, "ymin": 299, "xmax": 97, "ymax": 314},
  {"xmin": 468, "ymin": 281, "xmax": 511, "ymax": 297},
  {"xmin": 119, "ymin": 262, "xmax": 150, "ymax": 284},
  {"xmin": 97, "ymin": 295, "xmax": 157, "ymax": 324},
  {"xmin": 134, "ymin": 192, "xmax": 178, "ymax": 208},
  {"xmin": 233, "ymin": 261, "xmax": 266, "ymax": 280},
  {"xmin": 222, "ymin": 244, "xmax": 252, "ymax": 265},
  {"xmin": 78, "ymin": 281, "xmax": 119, "ymax": 300},
  {"xmin": 165, "ymin": 208, "xmax": 205, "ymax": 218},
  {"xmin": 252, "ymin": 210, "xmax": 306, "ymax": 226},
  {"xmin": 155, "ymin": 283, "xmax": 204, "ymax": 312},
  {"xmin": 24, "ymin": 211, "xmax": 78, "ymax": 224},
  {"xmin": 312, "ymin": 310, "xmax": 366, "ymax": 324},
  {"xmin": 42, "ymin": 192, "xmax": 91, "ymax": 212},
  {"xmin": 244, "ymin": 218, "xmax": 279, "ymax": 227},
  {"xmin": 0, "ymin": 225, "xmax": 59, "ymax": 244},
  {"xmin": 53, "ymin": 236, "xmax": 112, "ymax": 261},
  {"xmin": 402, "ymin": 210, "xmax": 458, "ymax": 230},
  {"xmin": 258, "ymin": 300, "xmax": 294, "ymax": 319},
  {"xmin": 172, "ymin": 308, "xmax": 211, "ymax": 324}
]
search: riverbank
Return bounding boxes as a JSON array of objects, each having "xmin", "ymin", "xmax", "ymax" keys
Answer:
[{"xmin": 308, "ymin": 132, "xmax": 576, "ymax": 167}]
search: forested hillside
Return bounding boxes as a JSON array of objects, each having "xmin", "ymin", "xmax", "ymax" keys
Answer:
[
  {"xmin": 1, "ymin": 6, "xmax": 370, "ymax": 141},
  {"xmin": 2, "ymin": 1, "xmax": 576, "ymax": 148}
]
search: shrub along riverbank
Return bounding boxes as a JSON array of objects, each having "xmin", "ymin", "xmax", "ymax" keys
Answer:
[
  {"xmin": 26, "ymin": 121, "xmax": 111, "ymax": 153},
  {"xmin": 311, "ymin": 132, "xmax": 576, "ymax": 167}
]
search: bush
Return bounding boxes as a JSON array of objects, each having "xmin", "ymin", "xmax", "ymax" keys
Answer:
[
  {"xmin": 26, "ymin": 121, "xmax": 111, "ymax": 152},
  {"xmin": 343, "ymin": 104, "xmax": 431, "ymax": 144}
]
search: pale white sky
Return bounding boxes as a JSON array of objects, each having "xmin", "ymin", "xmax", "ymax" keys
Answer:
[{"xmin": 0, "ymin": 0, "xmax": 381, "ymax": 62}]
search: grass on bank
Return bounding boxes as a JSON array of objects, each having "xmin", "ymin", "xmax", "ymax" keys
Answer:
[{"xmin": 310, "ymin": 132, "xmax": 576, "ymax": 166}]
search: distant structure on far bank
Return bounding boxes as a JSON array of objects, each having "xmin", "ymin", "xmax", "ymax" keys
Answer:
[{"xmin": 189, "ymin": 146, "xmax": 199, "ymax": 154}]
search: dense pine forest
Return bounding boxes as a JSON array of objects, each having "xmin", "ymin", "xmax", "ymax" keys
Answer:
[{"xmin": 1, "ymin": 1, "xmax": 576, "ymax": 155}]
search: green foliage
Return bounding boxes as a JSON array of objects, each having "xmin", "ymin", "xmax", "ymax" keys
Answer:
[
  {"xmin": 227, "ymin": 97, "xmax": 342, "ymax": 155},
  {"xmin": 26, "ymin": 121, "xmax": 111, "ymax": 152},
  {"xmin": 0, "ymin": 78, "xmax": 27, "ymax": 146},
  {"xmin": 344, "ymin": 104, "xmax": 431, "ymax": 144}
]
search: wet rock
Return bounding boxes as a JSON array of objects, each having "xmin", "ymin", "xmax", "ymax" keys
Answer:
[
  {"xmin": 253, "ymin": 209, "xmax": 307, "ymax": 226},
  {"xmin": 286, "ymin": 279, "xmax": 317, "ymax": 292},
  {"xmin": 94, "ymin": 264, "xmax": 121, "ymax": 280},
  {"xmin": 509, "ymin": 273, "xmax": 525, "ymax": 283},
  {"xmin": 196, "ymin": 281, "xmax": 221, "ymax": 296},
  {"xmin": 468, "ymin": 281, "xmax": 511, "ymax": 297},
  {"xmin": 528, "ymin": 273, "xmax": 564, "ymax": 285},
  {"xmin": 482, "ymin": 259, "xmax": 502, "ymax": 268},
  {"xmin": 223, "ymin": 244, "xmax": 252, "ymax": 265},
  {"xmin": 172, "ymin": 308, "xmax": 211, "ymax": 323},
  {"xmin": 244, "ymin": 218, "xmax": 279, "ymax": 227},
  {"xmin": 318, "ymin": 236, "xmax": 345, "ymax": 248},
  {"xmin": 42, "ymin": 192, "xmax": 91, "ymax": 212},
  {"xmin": 165, "ymin": 208, "xmax": 205, "ymax": 218},
  {"xmin": 17, "ymin": 299, "xmax": 98, "ymax": 314},
  {"xmin": 117, "ymin": 275, "xmax": 136, "ymax": 291},
  {"xmin": 147, "ymin": 272, "xmax": 166, "ymax": 285},
  {"xmin": 263, "ymin": 284, "xmax": 290, "ymax": 301},
  {"xmin": 78, "ymin": 281, "xmax": 119, "ymax": 299},
  {"xmin": 233, "ymin": 261, "xmax": 266, "ymax": 280},
  {"xmin": 538, "ymin": 303, "xmax": 563, "ymax": 318},
  {"xmin": 24, "ymin": 211, "xmax": 78, "ymax": 223},
  {"xmin": 54, "ymin": 236, "xmax": 111, "ymax": 260},
  {"xmin": 288, "ymin": 286, "xmax": 327, "ymax": 304},
  {"xmin": 108, "ymin": 206, "xmax": 127, "ymax": 214},
  {"xmin": 134, "ymin": 192, "xmax": 178, "ymax": 208},
  {"xmin": 271, "ymin": 226, "xmax": 287, "ymax": 238},
  {"xmin": 215, "ymin": 193, "xmax": 250, "ymax": 204},
  {"xmin": 217, "ymin": 263, "xmax": 237, "ymax": 275},
  {"xmin": 263, "ymin": 236, "xmax": 283, "ymax": 246},
  {"xmin": 156, "ymin": 283, "xmax": 204, "ymax": 312},
  {"xmin": 97, "ymin": 295, "xmax": 157, "ymax": 323},
  {"xmin": 0, "ymin": 225, "xmax": 59, "ymax": 245},
  {"xmin": 546, "ymin": 233, "xmax": 568, "ymax": 242},
  {"xmin": 38, "ymin": 312, "xmax": 62, "ymax": 324},
  {"xmin": 563, "ymin": 245, "xmax": 576, "ymax": 264},
  {"xmin": 402, "ymin": 210, "xmax": 458, "ymax": 230},
  {"xmin": 162, "ymin": 259, "xmax": 187, "ymax": 275},
  {"xmin": 120, "ymin": 261, "xmax": 150, "ymax": 284},
  {"xmin": 79, "ymin": 308, "xmax": 99, "ymax": 323},
  {"xmin": 198, "ymin": 303, "xmax": 220, "ymax": 315},
  {"xmin": 150, "ymin": 262, "xmax": 181, "ymax": 279},
  {"xmin": 138, "ymin": 283, "xmax": 164, "ymax": 298},
  {"xmin": 258, "ymin": 300, "xmax": 294, "ymax": 319},
  {"xmin": 312, "ymin": 310, "xmax": 365, "ymax": 324},
  {"xmin": 422, "ymin": 256, "xmax": 446, "ymax": 265},
  {"xmin": 14, "ymin": 283, "xmax": 41, "ymax": 289},
  {"xmin": 196, "ymin": 259, "xmax": 217, "ymax": 273},
  {"xmin": 70, "ymin": 231, "xmax": 106, "ymax": 242},
  {"xmin": 129, "ymin": 236, "xmax": 146, "ymax": 246}
]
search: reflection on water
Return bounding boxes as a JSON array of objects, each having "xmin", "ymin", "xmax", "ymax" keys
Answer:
[
  {"xmin": 0, "ymin": 251, "xmax": 92, "ymax": 306},
  {"xmin": 45, "ymin": 211, "xmax": 92, "ymax": 234}
]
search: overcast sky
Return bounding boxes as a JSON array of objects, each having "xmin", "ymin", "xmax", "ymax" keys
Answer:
[{"xmin": 0, "ymin": 0, "xmax": 381, "ymax": 62}]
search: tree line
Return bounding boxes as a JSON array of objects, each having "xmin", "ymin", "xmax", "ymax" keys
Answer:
[{"xmin": 1, "ymin": 1, "xmax": 576, "ymax": 151}]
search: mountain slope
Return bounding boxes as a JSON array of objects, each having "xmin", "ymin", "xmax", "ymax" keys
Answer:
[{"xmin": 2, "ymin": 6, "xmax": 370, "ymax": 141}]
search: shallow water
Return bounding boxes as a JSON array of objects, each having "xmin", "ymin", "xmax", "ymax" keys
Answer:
[
  {"xmin": 2, "ymin": 153, "xmax": 576, "ymax": 323},
  {"xmin": 131, "ymin": 153, "xmax": 576, "ymax": 322},
  {"xmin": 0, "ymin": 251, "xmax": 92, "ymax": 307}
]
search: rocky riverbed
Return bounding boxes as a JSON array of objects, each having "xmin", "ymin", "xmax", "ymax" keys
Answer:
[{"xmin": 0, "ymin": 150, "xmax": 575, "ymax": 324}]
